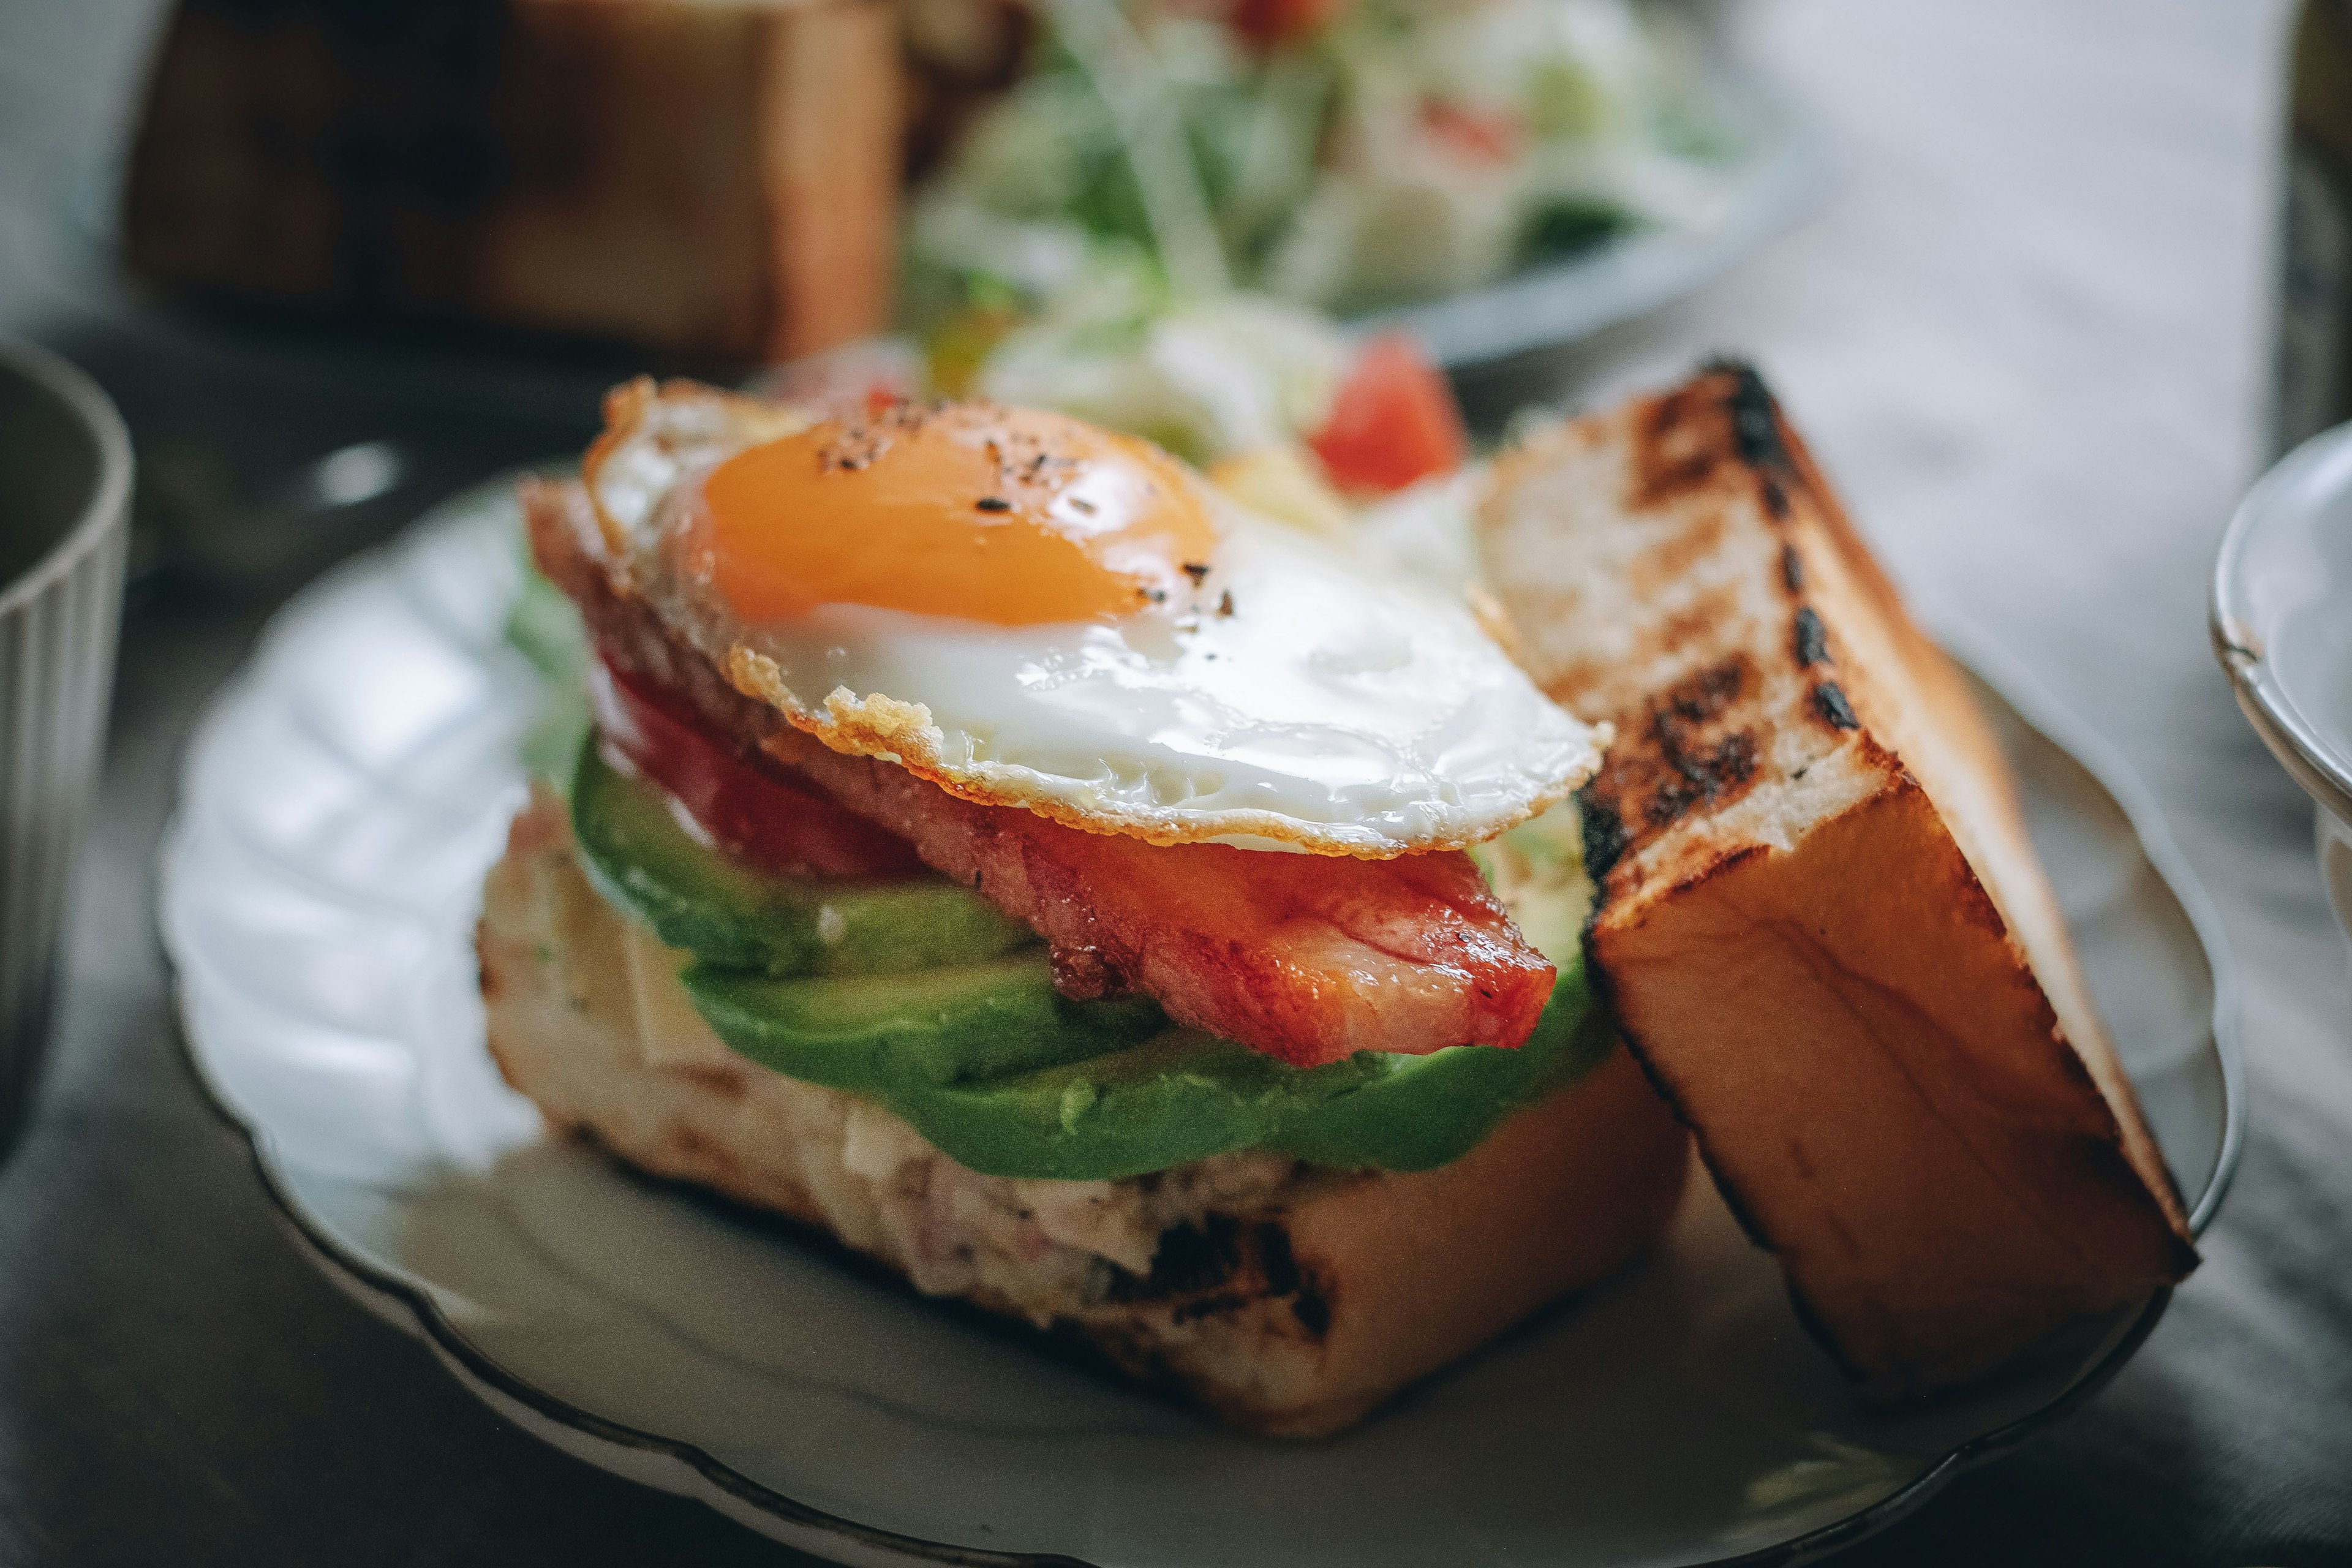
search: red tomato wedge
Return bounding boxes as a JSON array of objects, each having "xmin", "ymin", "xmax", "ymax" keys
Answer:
[
  {"xmin": 756, "ymin": 725, "xmax": 1558, "ymax": 1068},
  {"xmin": 589, "ymin": 657, "xmax": 925, "ymax": 880},
  {"xmin": 1419, "ymin": 99, "xmax": 1524, "ymax": 164},
  {"xmin": 1230, "ymin": 0, "xmax": 1343, "ymax": 50},
  {"xmin": 1307, "ymin": 333, "xmax": 1469, "ymax": 495}
]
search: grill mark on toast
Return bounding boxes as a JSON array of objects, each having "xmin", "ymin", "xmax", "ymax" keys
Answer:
[
  {"xmin": 1711, "ymin": 358, "xmax": 1812, "ymax": 522},
  {"xmin": 1659, "ymin": 658, "xmax": 1745, "ymax": 724},
  {"xmin": 1257, "ymin": 1222, "xmax": 1299, "ymax": 1294},
  {"xmin": 1102, "ymin": 1212, "xmax": 1334, "ymax": 1344},
  {"xmin": 1291, "ymin": 1276, "xmax": 1332, "ymax": 1336},
  {"xmin": 1627, "ymin": 380, "xmax": 1729, "ymax": 509},
  {"xmin": 1578, "ymin": 655, "xmax": 1766, "ymax": 876},
  {"xmin": 1115, "ymin": 1213, "xmax": 1241, "ymax": 1297},
  {"xmin": 1717, "ymin": 365, "xmax": 1792, "ymax": 473},
  {"xmin": 1626, "ymin": 363, "xmax": 1810, "ymax": 535},
  {"xmin": 1578, "ymin": 791, "xmax": 1629, "ymax": 879},
  {"xmin": 1812, "ymin": 681, "xmax": 1860, "ymax": 730},
  {"xmin": 1648, "ymin": 733, "xmax": 1758, "ymax": 827},
  {"xmin": 1793, "ymin": 607, "xmax": 1830, "ymax": 667}
]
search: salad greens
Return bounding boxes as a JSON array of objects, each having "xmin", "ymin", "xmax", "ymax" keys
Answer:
[{"xmin": 905, "ymin": 0, "xmax": 1736, "ymax": 349}]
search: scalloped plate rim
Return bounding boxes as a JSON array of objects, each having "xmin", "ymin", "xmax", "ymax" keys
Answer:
[{"xmin": 156, "ymin": 497, "xmax": 2242, "ymax": 1568}]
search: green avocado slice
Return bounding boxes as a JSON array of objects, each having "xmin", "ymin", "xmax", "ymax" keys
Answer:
[
  {"xmin": 685, "ymin": 954, "xmax": 1169, "ymax": 1093},
  {"xmin": 570, "ymin": 735, "xmax": 1036, "ymax": 978},
  {"xmin": 900, "ymin": 964, "xmax": 1610, "ymax": 1180},
  {"xmin": 686, "ymin": 951, "xmax": 1605, "ymax": 1182}
]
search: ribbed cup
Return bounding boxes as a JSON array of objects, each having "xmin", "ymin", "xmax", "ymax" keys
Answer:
[{"xmin": 0, "ymin": 340, "xmax": 130, "ymax": 1148}]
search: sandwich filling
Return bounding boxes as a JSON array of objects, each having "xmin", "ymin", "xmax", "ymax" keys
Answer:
[
  {"xmin": 480, "ymin": 790, "xmax": 1338, "ymax": 1334},
  {"xmin": 510, "ymin": 387, "xmax": 1613, "ymax": 1185},
  {"xmin": 564, "ymin": 707, "xmax": 1606, "ymax": 1181}
]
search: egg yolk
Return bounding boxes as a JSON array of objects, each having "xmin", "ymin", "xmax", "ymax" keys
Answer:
[{"xmin": 693, "ymin": 403, "xmax": 1220, "ymax": 627}]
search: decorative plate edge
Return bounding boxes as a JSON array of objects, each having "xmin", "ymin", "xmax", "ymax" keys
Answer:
[{"xmin": 156, "ymin": 614, "xmax": 2245, "ymax": 1568}]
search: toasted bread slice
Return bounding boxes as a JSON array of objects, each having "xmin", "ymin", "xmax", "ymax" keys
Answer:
[
  {"xmin": 124, "ymin": 0, "xmax": 900, "ymax": 359},
  {"xmin": 478, "ymin": 790, "xmax": 1690, "ymax": 1436},
  {"xmin": 1478, "ymin": 363, "xmax": 2196, "ymax": 1400}
]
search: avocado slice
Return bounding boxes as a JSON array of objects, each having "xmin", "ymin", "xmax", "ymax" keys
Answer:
[
  {"xmin": 905, "ymin": 962, "xmax": 1611, "ymax": 1180},
  {"xmin": 570, "ymin": 734, "xmax": 1036, "ymax": 977},
  {"xmin": 686, "ymin": 949, "xmax": 1605, "ymax": 1182},
  {"xmin": 504, "ymin": 560, "xmax": 594, "ymax": 791},
  {"xmin": 684, "ymin": 954, "xmax": 1170, "ymax": 1095},
  {"xmin": 1466, "ymin": 797, "xmax": 1596, "ymax": 967}
]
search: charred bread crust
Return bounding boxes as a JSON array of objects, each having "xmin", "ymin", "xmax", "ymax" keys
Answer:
[
  {"xmin": 478, "ymin": 793, "xmax": 1690, "ymax": 1436},
  {"xmin": 1482, "ymin": 363, "xmax": 2196, "ymax": 1401}
]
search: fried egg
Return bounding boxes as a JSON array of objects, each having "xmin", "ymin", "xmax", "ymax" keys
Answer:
[{"xmin": 581, "ymin": 379, "xmax": 1607, "ymax": 858}]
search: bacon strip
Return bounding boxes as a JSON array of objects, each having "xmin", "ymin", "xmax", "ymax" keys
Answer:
[
  {"xmin": 756, "ymin": 725, "xmax": 1555, "ymax": 1065},
  {"xmin": 523, "ymin": 477, "xmax": 1556, "ymax": 1067},
  {"xmin": 593, "ymin": 658, "xmax": 924, "ymax": 879}
]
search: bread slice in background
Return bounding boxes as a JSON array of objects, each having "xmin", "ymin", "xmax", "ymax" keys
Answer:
[
  {"xmin": 479, "ymin": 789, "xmax": 1692, "ymax": 1438},
  {"xmin": 123, "ymin": 0, "xmax": 901, "ymax": 360},
  {"xmin": 1479, "ymin": 363, "xmax": 2197, "ymax": 1400}
]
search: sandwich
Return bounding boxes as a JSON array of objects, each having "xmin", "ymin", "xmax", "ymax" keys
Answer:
[
  {"xmin": 479, "ymin": 362, "xmax": 2196, "ymax": 1434},
  {"xmin": 1479, "ymin": 363, "xmax": 2198, "ymax": 1399},
  {"xmin": 478, "ymin": 381, "xmax": 1692, "ymax": 1438}
]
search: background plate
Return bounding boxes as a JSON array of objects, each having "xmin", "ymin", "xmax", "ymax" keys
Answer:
[
  {"xmin": 160, "ymin": 478, "xmax": 2238, "ymax": 1568},
  {"xmin": 1366, "ymin": 67, "xmax": 1836, "ymax": 371}
]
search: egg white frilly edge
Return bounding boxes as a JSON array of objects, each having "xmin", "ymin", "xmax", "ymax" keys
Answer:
[{"xmin": 581, "ymin": 379, "xmax": 1611, "ymax": 859}]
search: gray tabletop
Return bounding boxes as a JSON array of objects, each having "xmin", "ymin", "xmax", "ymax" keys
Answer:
[{"xmin": 3, "ymin": 0, "xmax": 2350, "ymax": 1563}]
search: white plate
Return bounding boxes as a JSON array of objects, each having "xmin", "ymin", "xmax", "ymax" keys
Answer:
[
  {"xmin": 162, "ymin": 478, "xmax": 2239, "ymax": 1568},
  {"xmin": 2212, "ymin": 420, "xmax": 2352, "ymax": 948}
]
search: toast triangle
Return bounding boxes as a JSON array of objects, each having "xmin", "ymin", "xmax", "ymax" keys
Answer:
[{"xmin": 1479, "ymin": 363, "xmax": 2196, "ymax": 1399}]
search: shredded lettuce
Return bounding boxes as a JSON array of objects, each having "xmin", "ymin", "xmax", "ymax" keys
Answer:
[
  {"xmin": 503, "ymin": 556, "xmax": 594, "ymax": 792},
  {"xmin": 903, "ymin": 0, "xmax": 1736, "ymax": 332},
  {"xmin": 978, "ymin": 287, "xmax": 1351, "ymax": 466}
]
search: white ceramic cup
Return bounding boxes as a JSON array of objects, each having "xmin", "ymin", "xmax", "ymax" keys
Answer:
[
  {"xmin": 2324, "ymin": 809, "xmax": 2352, "ymax": 948},
  {"xmin": 2213, "ymin": 419, "xmax": 2352, "ymax": 959},
  {"xmin": 0, "ymin": 339, "xmax": 130, "ymax": 1144}
]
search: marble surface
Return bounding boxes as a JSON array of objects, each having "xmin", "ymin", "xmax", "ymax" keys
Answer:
[{"xmin": 0, "ymin": 0, "xmax": 2346, "ymax": 1562}]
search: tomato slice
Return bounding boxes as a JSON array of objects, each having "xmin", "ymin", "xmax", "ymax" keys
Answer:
[
  {"xmin": 1419, "ymin": 98, "xmax": 1524, "ymax": 164},
  {"xmin": 589, "ymin": 658, "xmax": 925, "ymax": 880},
  {"xmin": 1229, "ymin": 0, "xmax": 1342, "ymax": 50},
  {"xmin": 1306, "ymin": 333, "xmax": 1468, "ymax": 495}
]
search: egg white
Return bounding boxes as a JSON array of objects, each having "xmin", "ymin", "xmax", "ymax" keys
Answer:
[{"xmin": 585, "ymin": 382, "xmax": 1607, "ymax": 858}]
